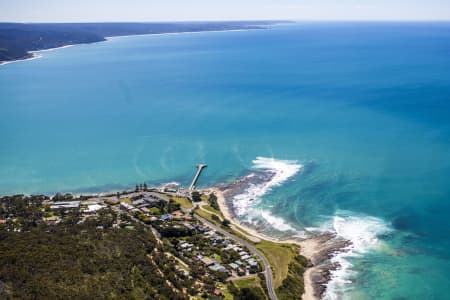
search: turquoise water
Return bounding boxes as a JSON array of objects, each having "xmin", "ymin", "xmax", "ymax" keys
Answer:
[{"xmin": 1, "ymin": 22, "xmax": 450, "ymax": 298}]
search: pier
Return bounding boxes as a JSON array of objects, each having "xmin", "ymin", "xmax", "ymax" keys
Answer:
[{"xmin": 189, "ymin": 164, "xmax": 207, "ymax": 190}]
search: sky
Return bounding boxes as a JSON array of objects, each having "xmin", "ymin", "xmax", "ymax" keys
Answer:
[{"xmin": 1, "ymin": 0, "xmax": 450, "ymax": 22}]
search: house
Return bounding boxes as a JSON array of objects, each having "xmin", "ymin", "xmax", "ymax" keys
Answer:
[
  {"xmin": 161, "ymin": 214, "xmax": 171, "ymax": 221},
  {"xmin": 201, "ymin": 257, "xmax": 216, "ymax": 266},
  {"xmin": 140, "ymin": 207, "xmax": 150, "ymax": 213},
  {"xmin": 229, "ymin": 263, "xmax": 239, "ymax": 270},
  {"xmin": 179, "ymin": 242, "xmax": 193, "ymax": 249},
  {"xmin": 235, "ymin": 260, "xmax": 243, "ymax": 266},
  {"xmin": 241, "ymin": 254, "xmax": 250, "ymax": 260},
  {"xmin": 171, "ymin": 211, "xmax": 184, "ymax": 219},
  {"xmin": 132, "ymin": 199, "xmax": 146, "ymax": 207},
  {"xmin": 120, "ymin": 202, "xmax": 134, "ymax": 211},
  {"xmin": 209, "ymin": 263, "xmax": 227, "ymax": 273},
  {"xmin": 239, "ymin": 251, "xmax": 248, "ymax": 256},
  {"xmin": 43, "ymin": 215, "xmax": 60, "ymax": 225},
  {"xmin": 183, "ymin": 222, "xmax": 194, "ymax": 229},
  {"xmin": 205, "ymin": 230, "xmax": 218, "ymax": 237},
  {"xmin": 247, "ymin": 258, "xmax": 258, "ymax": 267},
  {"xmin": 224, "ymin": 244, "xmax": 236, "ymax": 251}
]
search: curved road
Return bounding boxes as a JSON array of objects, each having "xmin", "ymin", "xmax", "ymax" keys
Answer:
[{"xmin": 194, "ymin": 214, "xmax": 278, "ymax": 300}]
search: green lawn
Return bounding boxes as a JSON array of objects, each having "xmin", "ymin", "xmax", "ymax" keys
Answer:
[
  {"xmin": 195, "ymin": 209, "xmax": 222, "ymax": 226},
  {"xmin": 232, "ymin": 276, "xmax": 268, "ymax": 299},
  {"xmin": 203, "ymin": 205, "xmax": 223, "ymax": 218},
  {"xmin": 255, "ymin": 241, "xmax": 299, "ymax": 288},
  {"xmin": 217, "ymin": 283, "xmax": 234, "ymax": 300},
  {"xmin": 170, "ymin": 196, "xmax": 193, "ymax": 209},
  {"xmin": 120, "ymin": 197, "xmax": 132, "ymax": 204}
]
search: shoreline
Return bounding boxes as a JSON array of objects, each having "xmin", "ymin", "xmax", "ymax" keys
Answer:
[
  {"xmin": 105, "ymin": 28, "xmax": 257, "ymax": 40},
  {"xmin": 0, "ymin": 45, "xmax": 74, "ymax": 66},
  {"xmin": 0, "ymin": 28, "xmax": 260, "ymax": 67},
  {"xmin": 210, "ymin": 187, "xmax": 348, "ymax": 300}
]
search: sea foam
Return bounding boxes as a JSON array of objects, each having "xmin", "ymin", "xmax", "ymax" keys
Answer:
[
  {"xmin": 323, "ymin": 210, "xmax": 391, "ymax": 300},
  {"xmin": 232, "ymin": 157, "xmax": 302, "ymax": 231}
]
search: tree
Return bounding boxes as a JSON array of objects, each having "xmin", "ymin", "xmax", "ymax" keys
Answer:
[
  {"xmin": 208, "ymin": 193, "xmax": 219, "ymax": 210},
  {"xmin": 143, "ymin": 183, "xmax": 148, "ymax": 191},
  {"xmin": 191, "ymin": 191, "xmax": 202, "ymax": 202},
  {"xmin": 237, "ymin": 288, "xmax": 264, "ymax": 300},
  {"xmin": 221, "ymin": 219, "xmax": 230, "ymax": 227}
]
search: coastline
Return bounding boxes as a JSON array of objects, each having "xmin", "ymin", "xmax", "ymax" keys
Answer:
[
  {"xmin": 0, "ymin": 45, "xmax": 74, "ymax": 66},
  {"xmin": 105, "ymin": 28, "xmax": 256, "ymax": 40},
  {"xmin": 211, "ymin": 187, "xmax": 349, "ymax": 300},
  {"xmin": 0, "ymin": 28, "xmax": 258, "ymax": 67},
  {"xmin": 0, "ymin": 53, "xmax": 42, "ymax": 66}
]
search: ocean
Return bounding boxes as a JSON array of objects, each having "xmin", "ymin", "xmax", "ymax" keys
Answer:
[{"xmin": 1, "ymin": 22, "xmax": 450, "ymax": 299}]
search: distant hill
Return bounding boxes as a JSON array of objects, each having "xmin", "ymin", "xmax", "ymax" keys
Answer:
[{"xmin": 0, "ymin": 21, "xmax": 288, "ymax": 63}]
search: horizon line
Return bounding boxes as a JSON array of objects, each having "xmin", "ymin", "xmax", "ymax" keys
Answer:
[{"xmin": 2, "ymin": 19, "xmax": 450, "ymax": 24}]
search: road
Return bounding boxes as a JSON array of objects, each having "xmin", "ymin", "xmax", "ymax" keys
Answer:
[{"xmin": 194, "ymin": 214, "xmax": 278, "ymax": 300}]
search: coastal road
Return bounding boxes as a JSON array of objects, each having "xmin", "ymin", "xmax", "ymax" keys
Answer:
[{"xmin": 194, "ymin": 214, "xmax": 278, "ymax": 300}]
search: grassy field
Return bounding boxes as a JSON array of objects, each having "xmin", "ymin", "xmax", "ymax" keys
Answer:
[
  {"xmin": 203, "ymin": 205, "xmax": 223, "ymax": 218},
  {"xmin": 120, "ymin": 197, "xmax": 132, "ymax": 204},
  {"xmin": 217, "ymin": 283, "xmax": 234, "ymax": 300},
  {"xmin": 170, "ymin": 195, "xmax": 193, "ymax": 209},
  {"xmin": 195, "ymin": 209, "xmax": 222, "ymax": 226},
  {"xmin": 232, "ymin": 276, "xmax": 268, "ymax": 299},
  {"xmin": 255, "ymin": 241, "xmax": 299, "ymax": 288}
]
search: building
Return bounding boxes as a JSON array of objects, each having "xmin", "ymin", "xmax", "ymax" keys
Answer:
[
  {"xmin": 85, "ymin": 204, "xmax": 105, "ymax": 213},
  {"xmin": 247, "ymin": 258, "xmax": 258, "ymax": 267},
  {"xmin": 209, "ymin": 263, "xmax": 227, "ymax": 273},
  {"xmin": 146, "ymin": 192, "xmax": 170, "ymax": 202},
  {"xmin": 161, "ymin": 214, "xmax": 171, "ymax": 221},
  {"xmin": 132, "ymin": 199, "xmax": 147, "ymax": 207},
  {"xmin": 120, "ymin": 202, "xmax": 134, "ymax": 211},
  {"xmin": 201, "ymin": 257, "xmax": 216, "ymax": 266},
  {"xmin": 171, "ymin": 211, "xmax": 184, "ymax": 219},
  {"xmin": 50, "ymin": 201, "xmax": 80, "ymax": 210}
]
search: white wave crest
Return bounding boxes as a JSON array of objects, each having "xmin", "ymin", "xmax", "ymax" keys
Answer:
[
  {"xmin": 258, "ymin": 209, "xmax": 296, "ymax": 232},
  {"xmin": 323, "ymin": 211, "xmax": 391, "ymax": 300},
  {"xmin": 232, "ymin": 157, "xmax": 302, "ymax": 218}
]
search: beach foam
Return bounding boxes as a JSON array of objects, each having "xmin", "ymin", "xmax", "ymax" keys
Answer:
[{"xmin": 323, "ymin": 211, "xmax": 391, "ymax": 300}]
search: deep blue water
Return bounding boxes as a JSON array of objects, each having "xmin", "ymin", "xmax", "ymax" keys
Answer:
[{"xmin": 1, "ymin": 22, "xmax": 450, "ymax": 299}]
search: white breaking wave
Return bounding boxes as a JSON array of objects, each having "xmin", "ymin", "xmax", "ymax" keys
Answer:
[
  {"xmin": 323, "ymin": 210, "xmax": 391, "ymax": 300},
  {"xmin": 259, "ymin": 209, "xmax": 296, "ymax": 232},
  {"xmin": 232, "ymin": 157, "xmax": 302, "ymax": 231}
]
